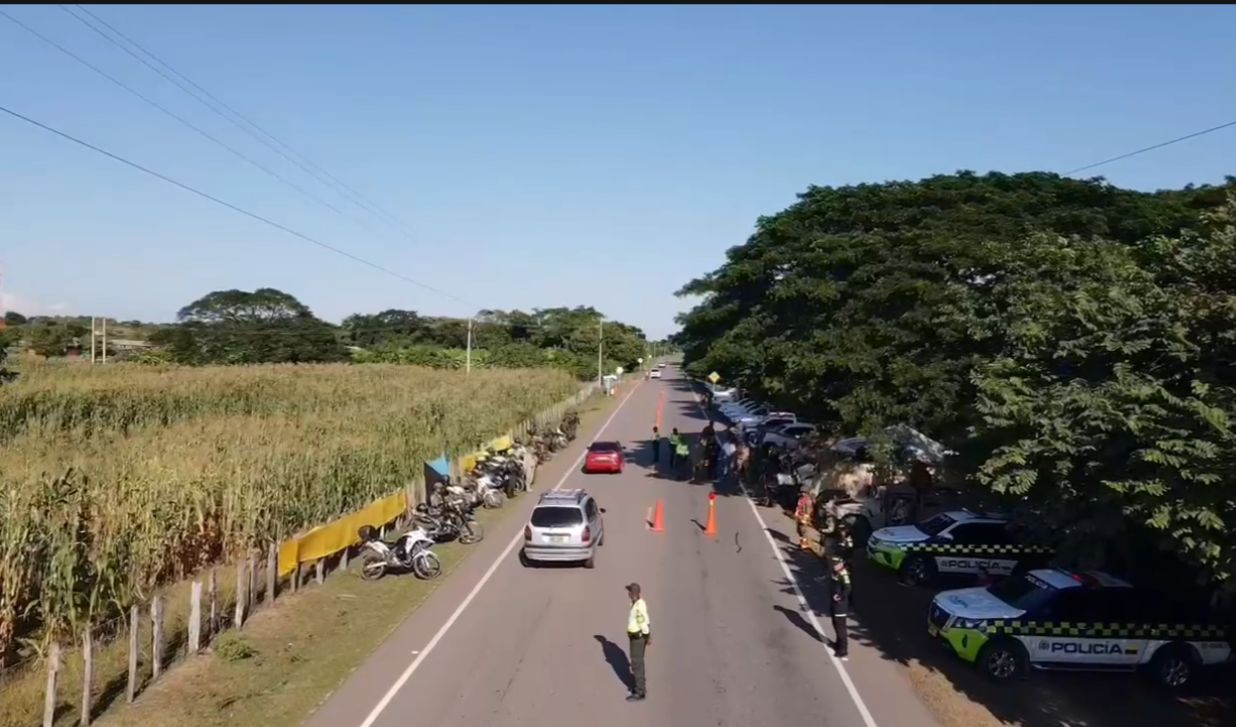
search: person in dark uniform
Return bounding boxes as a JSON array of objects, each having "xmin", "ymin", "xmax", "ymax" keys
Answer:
[{"xmin": 827, "ymin": 551, "xmax": 852, "ymax": 660}]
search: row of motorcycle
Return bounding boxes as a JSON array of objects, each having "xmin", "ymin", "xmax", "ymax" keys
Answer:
[{"xmin": 355, "ymin": 411, "xmax": 581, "ymax": 581}]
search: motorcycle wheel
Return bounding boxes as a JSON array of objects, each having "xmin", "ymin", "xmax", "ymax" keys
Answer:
[
  {"xmin": 412, "ymin": 551, "xmax": 442, "ymax": 579},
  {"xmin": 459, "ymin": 520, "xmax": 485, "ymax": 545},
  {"xmin": 358, "ymin": 551, "xmax": 387, "ymax": 581},
  {"xmin": 483, "ymin": 490, "xmax": 505, "ymax": 509}
]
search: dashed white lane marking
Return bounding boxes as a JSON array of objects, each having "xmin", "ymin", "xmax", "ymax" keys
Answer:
[{"xmin": 357, "ymin": 381, "xmax": 644, "ymax": 727}]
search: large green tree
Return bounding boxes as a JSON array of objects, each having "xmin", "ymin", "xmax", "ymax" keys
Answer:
[
  {"xmin": 153, "ymin": 288, "xmax": 348, "ymax": 365},
  {"xmin": 675, "ymin": 172, "xmax": 1236, "ymax": 578}
]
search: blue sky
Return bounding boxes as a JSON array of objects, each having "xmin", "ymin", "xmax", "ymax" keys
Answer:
[{"xmin": 2, "ymin": 5, "xmax": 1234, "ymax": 338}]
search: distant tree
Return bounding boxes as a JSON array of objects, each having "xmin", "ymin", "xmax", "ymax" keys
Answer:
[
  {"xmin": 0, "ymin": 329, "xmax": 16, "ymax": 384},
  {"xmin": 341, "ymin": 309, "xmax": 430, "ymax": 347},
  {"xmin": 155, "ymin": 288, "xmax": 348, "ymax": 365},
  {"xmin": 4, "ymin": 311, "xmax": 26, "ymax": 325},
  {"xmin": 25, "ymin": 323, "xmax": 76, "ymax": 357}
]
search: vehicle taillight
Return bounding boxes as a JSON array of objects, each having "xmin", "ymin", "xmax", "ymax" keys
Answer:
[
  {"xmin": 582, "ymin": 525, "xmax": 592, "ymax": 544},
  {"xmin": 524, "ymin": 525, "xmax": 532, "ymax": 541}
]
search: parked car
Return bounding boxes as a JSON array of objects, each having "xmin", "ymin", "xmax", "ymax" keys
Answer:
[
  {"xmin": 867, "ymin": 510, "xmax": 1053, "ymax": 586},
  {"xmin": 521, "ymin": 489, "xmax": 605, "ymax": 568},
  {"xmin": 761, "ymin": 422, "xmax": 816, "ymax": 451},
  {"xmin": 745, "ymin": 416, "xmax": 798, "ymax": 447},
  {"xmin": 929, "ymin": 568, "xmax": 1234, "ymax": 688},
  {"xmin": 711, "ymin": 385, "xmax": 739, "ymax": 403},
  {"xmin": 584, "ymin": 441, "xmax": 625, "ymax": 474}
]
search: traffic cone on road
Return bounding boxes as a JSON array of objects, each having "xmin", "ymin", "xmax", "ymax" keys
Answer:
[
  {"xmin": 651, "ymin": 499, "xmax": 665, "ymax": 532},
  {"xmin": 704, "ymin": 493, "xmax": 718, "ymax": 538}
]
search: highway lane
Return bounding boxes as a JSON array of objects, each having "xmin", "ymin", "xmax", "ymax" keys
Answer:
[{"xmin": 307, "ymin": 368, "xmax": 935, "ymax": 727}]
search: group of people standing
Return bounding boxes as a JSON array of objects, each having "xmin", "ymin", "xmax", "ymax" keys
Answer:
[{"xmin": 649, "ymin": 423, "xmax": 738, "ymax": 482}]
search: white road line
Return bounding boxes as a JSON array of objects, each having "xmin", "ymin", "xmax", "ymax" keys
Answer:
[
  {"xmin": 698, "ymin": 405, "xmax": 880, "ymax": 727},
  {"xmin": 357, "ymin": 381, "xmax": 644, "ymax": 727}
]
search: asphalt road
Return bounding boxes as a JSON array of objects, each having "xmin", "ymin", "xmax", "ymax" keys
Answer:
[{"xmin": 306, "ymin": 368, "xmax": 937, "ymax": 727}]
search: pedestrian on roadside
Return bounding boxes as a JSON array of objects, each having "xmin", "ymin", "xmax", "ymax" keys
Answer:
[
  {"xmin": 794, "ymin": 490, "xmax": 815, "ymax": 551},
  {"xmin": 721, "ymin": 437, "xmax": 737, "ymax": 480},
  {"xmin": 669, "ymin": 428, "xmax": 683, "ymax": 467},
  {"xmin": 828, "ymin": 552, "xmax": 852, "ymax": 660},
  {"xmin": 676, "ymin": 437, "xmax": 691, "ymax": 481},
  {"xmin": 651, "ymin": 426, "xmax": 661, "ymax": 464},
  {"xmin": 625, "ymin": 582, "xmax": 651, "ymax": 701}
]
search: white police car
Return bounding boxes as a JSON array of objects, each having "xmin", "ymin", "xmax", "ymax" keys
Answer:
[
  {"xmin": 866, "ymin": 510, "xmax": 1052, "ymax": 586},
  {"xmin": 928, "ymin": 568, "xmax": 1233, "ymax": 688}
]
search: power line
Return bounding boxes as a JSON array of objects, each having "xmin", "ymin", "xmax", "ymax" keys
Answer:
[
  {"xmin": 62, "ymin": 4, "xmax": 420, "ymax": 238},
  {"xmin": 1064, "ymin": 120, "xmax": 1236, "ymax": 175},
  {"xmin": 0, "ymin": 103, "xmax": 478, "ymax": 308},
  {"xmin": 0, "ymin": 8, "xmax": 378, "ymax": 233}
]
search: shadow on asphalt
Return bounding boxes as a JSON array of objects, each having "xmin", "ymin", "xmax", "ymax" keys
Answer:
[
  {"xmin": 669, "ymin": 374, "xmax": 1236, "ymax": 727},
  {"xmin": 773, "ymin": 604, "xmax": 822, "ymax": 643},
  {"xmin": 593, "ymin": 635, "xmax": 634, "ymax": 693}
]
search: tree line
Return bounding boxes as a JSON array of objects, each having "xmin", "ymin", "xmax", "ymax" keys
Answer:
[
  {"xmin": 0, "ymin": 290, "xmax": 655, "ymax": 380},
  {"xmin": 674, "ymin": 171, "xmax": 1236, "ymax": 586}
]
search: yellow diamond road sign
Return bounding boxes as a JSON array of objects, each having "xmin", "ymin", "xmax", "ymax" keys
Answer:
[{"xmin": 708, "ymin": 371, "xmax": 721, "ymax": 384}]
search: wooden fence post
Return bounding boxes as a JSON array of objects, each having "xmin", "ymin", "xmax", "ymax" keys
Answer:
[
  {"xmin": 43, "ymin": 642, "xmax": 60, "ymax": 727},
  {"xmin": 126, "ymin": 605, "xmax": 139, "ymax": 703},
  {"xmin": 188, "ymin": 581, "xmax": 202, "ymax": 653},
  {"xmin": 80, "ymin": 630, "xmax": 93, "ymax": 726},
  {"xmin": 151, "ymin": 597, "xmax": 164, "ymax": 681},
  {"xmin": 208, "ymin": 569, "xmax": 218, "ymax": 640},
  {"xmin": 247, "ymin": 552, "xmax": 257, "ymax": 613},
  {"xmin": 292, "ymin": 562, "xmax": 301, "ymax": 593},
  {"xmin": 266, "ymin": 543, "xmax": 277, "ymax": 605},
  {"xmin": 315, "ymin": 558, "xmax": 325, "ymax": 585},
  {"xmin": 234, "ymin": 560, "xmax": 246, "ymax": 629},
  {"xmin": 341, "ymin": 544, "xmax": 349, "ymax": 570}
]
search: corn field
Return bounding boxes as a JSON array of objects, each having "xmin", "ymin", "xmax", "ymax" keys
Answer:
[{"xmin": 0, "ymin": 361, "xmax": 578, "ymax": 661}]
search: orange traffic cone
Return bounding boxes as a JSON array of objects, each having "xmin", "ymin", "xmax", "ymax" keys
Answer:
[
  {"xmin": 651, "ymin": 499, "xmax": 665, "ymax": 532},
  {"xmin": 704, "ymin": 493, "xmax": 718, "ymax": 537}
]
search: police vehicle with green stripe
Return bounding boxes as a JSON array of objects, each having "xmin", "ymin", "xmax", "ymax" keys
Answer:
[
  {"xmin": 866, "ymin": 510, "xmax": 1052, "ymax": 586},
  {"xmin": 929, "ymin": 568, "xmax": 1234, "ymax": 688}
]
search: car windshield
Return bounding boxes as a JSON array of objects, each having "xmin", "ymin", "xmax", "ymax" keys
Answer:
[
  {"xmin": 590, "ymin": 442, "xmax": 621, "ymax": 452},
  {"xmin": 987, "ymin": 574, "xmax": 1058, "ymax": 613},
  {"xmin": 531, "ymin": 507, "xmax": 584, "ymax": 527},
  {"xmin": 917, "ymin": 513, "xmax": 956, "ymax": 536}
]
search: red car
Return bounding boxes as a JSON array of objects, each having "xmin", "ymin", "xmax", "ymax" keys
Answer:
[{"xmin": 584, "ymin": 441, "xmax": 625, "ymax": 474}]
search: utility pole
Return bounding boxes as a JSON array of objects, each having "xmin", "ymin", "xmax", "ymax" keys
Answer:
[
  {"xmin": 597, "ymin": 319, "xmax": 604, "ymax": 387},
  {"xmin": 90, "ymin": 316, "xmax": 96, "ymax": 363},
  {"xmin": 101, "ymin": 317, "xmax": 107, "ymax": 363},
  {"xmin": 465, "ymin": 318, "xmax": 473, "ymax": 375}
]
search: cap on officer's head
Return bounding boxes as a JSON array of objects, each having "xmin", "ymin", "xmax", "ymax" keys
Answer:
[{"xmin": 625, "ymin": 582, "xmax": 641, "ymax": 597}]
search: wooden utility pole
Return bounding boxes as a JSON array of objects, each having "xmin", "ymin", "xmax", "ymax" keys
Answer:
[{"xmin": 465, "ymin": 318, "xmax": 473, "ymax": 374}]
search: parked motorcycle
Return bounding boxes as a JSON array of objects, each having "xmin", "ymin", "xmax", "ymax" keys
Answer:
[
  {"xmin": 356, "ymin": 524, "xmax": 442, "ymax": 580},
  {"xmin": 414, "ymin": 497, "xmax": 485, "ymax": 545}
]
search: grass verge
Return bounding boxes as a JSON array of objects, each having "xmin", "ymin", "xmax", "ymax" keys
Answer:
[{"xmin": 88, "ymin": 391, "xmax": 613, "ymax": 727}]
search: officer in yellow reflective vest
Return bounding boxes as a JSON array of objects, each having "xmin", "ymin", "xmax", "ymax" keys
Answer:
[{"xmin": 625, "ymin": 582, "xmax": 651, "ymax": 701}]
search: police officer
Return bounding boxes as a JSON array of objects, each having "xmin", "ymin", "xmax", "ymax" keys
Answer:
[
  {"xmin": 651, "ymin": 425, "xmax": 661, "ymax": 464},
  {"xmin": 827, "ymin": 550, "xmax": 852, "ymax": 660},
  {"xmin": 669, "ymin": 428, "xmax": 683, "ymax": 468},
  {"xmin": 625, "ymin": 582, "xmax": 651, "ymax": 701}
]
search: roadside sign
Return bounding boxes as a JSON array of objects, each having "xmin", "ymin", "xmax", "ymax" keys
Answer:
[
  {"xmin": 637, "ymin": 357, "xmax": 644, "ymax": 364},
  {"xmin": 708, "ymin": 371, "xmax": 721, "ymax": 384},
  {"xmin": 616, "ymin": 366, "xmax": 624, "ymax": 375}
]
